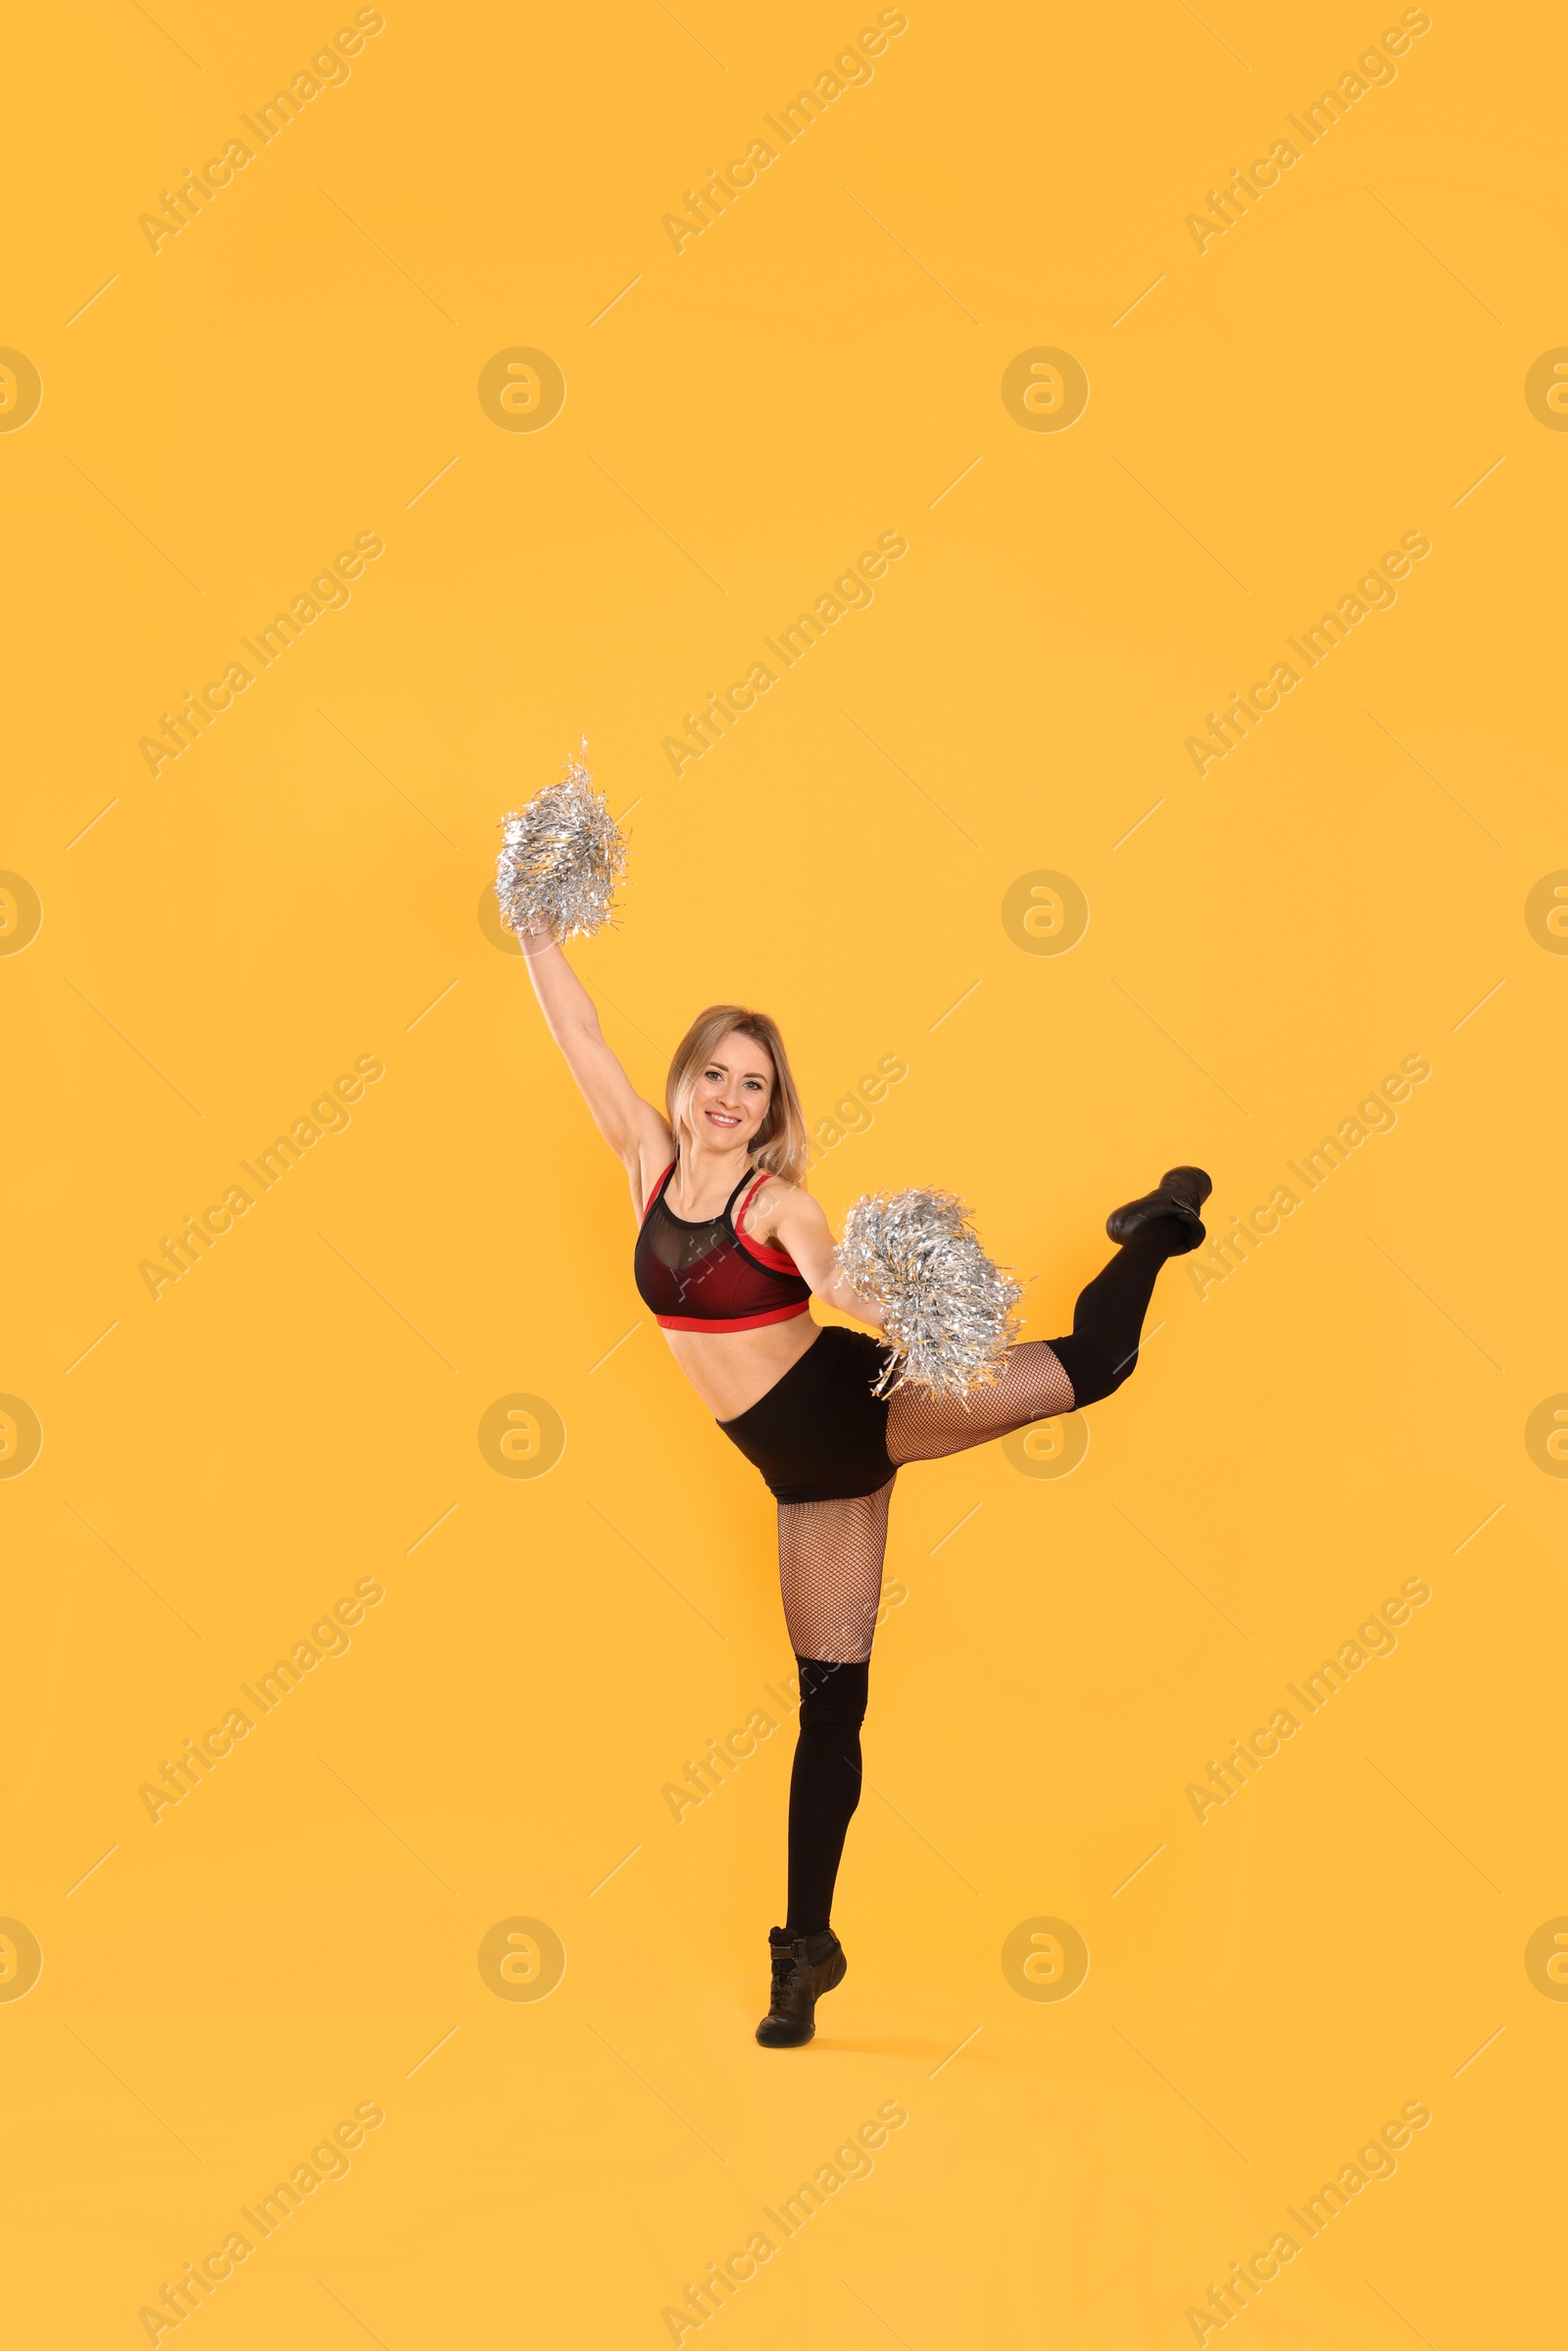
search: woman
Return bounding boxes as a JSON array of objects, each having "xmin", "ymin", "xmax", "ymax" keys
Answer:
[{"xmin": 520, "ymin": 925, "xmax": 1208, "ymax": 2047}]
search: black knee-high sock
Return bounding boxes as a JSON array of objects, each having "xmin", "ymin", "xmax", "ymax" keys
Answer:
[
  {"xmin": 1046, "ymin": 1228, "xmax": 1179, "ymax": 1409},
  {"xmin": 786, "ymin": 1654, "xmax": 869, "ymax": 1935}
]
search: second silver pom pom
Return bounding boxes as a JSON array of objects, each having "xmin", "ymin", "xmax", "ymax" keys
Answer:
[{"xmin": 837, "ymin": 1187, "xmax": 1025, "ymax": 1400}]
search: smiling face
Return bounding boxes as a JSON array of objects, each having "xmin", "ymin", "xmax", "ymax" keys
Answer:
[{"xmin": 685, "ymin": 1028, "xmax": 775, "ymax": 1151}]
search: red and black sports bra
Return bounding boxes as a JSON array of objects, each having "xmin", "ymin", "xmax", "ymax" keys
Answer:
[{"xmin": 634, "ymin": 1159, "xmax": 812, "ymax": 1333}]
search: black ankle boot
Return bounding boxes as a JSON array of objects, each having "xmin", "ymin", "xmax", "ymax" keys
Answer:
[
  {"xmin": 1104, "ymin": 1165, "xmax": 1212, "ymax": 1254},
  {"xmin": 756, "ymin": 1926, "xmax": 847, "ymax": 2048}
]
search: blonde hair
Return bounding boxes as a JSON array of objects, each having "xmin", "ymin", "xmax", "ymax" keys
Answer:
[{"xmin": 666, "ymin": 1004, "xmax": 809, "ymax": 1187}]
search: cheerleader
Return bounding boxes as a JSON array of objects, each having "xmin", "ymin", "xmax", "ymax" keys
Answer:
[{"xmin": 504, "ymin": 762, "xmax": 1208, "ymax": 2045}]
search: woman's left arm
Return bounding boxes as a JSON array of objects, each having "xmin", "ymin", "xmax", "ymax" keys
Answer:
[{"xmin": 759, "ymin": 1185, "xmax": 886, "ymax": 1332}]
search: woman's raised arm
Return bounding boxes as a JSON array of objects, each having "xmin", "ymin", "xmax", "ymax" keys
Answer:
[{"xmin": 517, "ymin": 925, "xmax": 668, "ymax": 1179}]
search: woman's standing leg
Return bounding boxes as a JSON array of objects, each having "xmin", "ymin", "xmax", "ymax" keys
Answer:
[{"xmin": 757, "ymin": 1479, "xmax": 894, "ymax": 2046}]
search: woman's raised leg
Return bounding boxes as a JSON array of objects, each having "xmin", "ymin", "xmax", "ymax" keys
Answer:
[{"xmin": 886, "ymin": 1220, "xmax": 1191, "ymax": 1464}]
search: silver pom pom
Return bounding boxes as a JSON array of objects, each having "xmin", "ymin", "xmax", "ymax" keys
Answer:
[
  {"xmin": 838, "ymin": 1188, "xmax": 1026, "ymax": 1400},
  {"xmin": 495, "ymin": 743, "xmax": 628, "ymax": 944}
]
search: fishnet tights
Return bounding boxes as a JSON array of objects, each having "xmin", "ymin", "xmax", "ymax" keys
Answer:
[
  {"xmin": 776, "ymin": 1340, "xmax": 1075, "ymax": 1662},
  {"xmin": 777, "ymin": 1480, "xmax": 894, "ymax": 1665},
  {"xmin": 885, "ymin": 1335, "xmax": 1076, "ymax": 1464}
]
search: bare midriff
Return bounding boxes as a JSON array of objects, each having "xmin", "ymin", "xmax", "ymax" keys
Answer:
[{"xmin": 663, "ymin": 1314, "xmax": 822, "ymax": 1420}]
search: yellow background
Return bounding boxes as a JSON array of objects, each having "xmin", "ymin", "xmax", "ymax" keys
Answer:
[{"xmin": 6, "ymin": 0, "xmax": 1565, "ymax": 2341}]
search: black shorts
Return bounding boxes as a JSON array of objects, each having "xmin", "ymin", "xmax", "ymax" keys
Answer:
[{"xmin": 716, "ymin": 1326, "xmax": 896, "ymax": 1503}]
